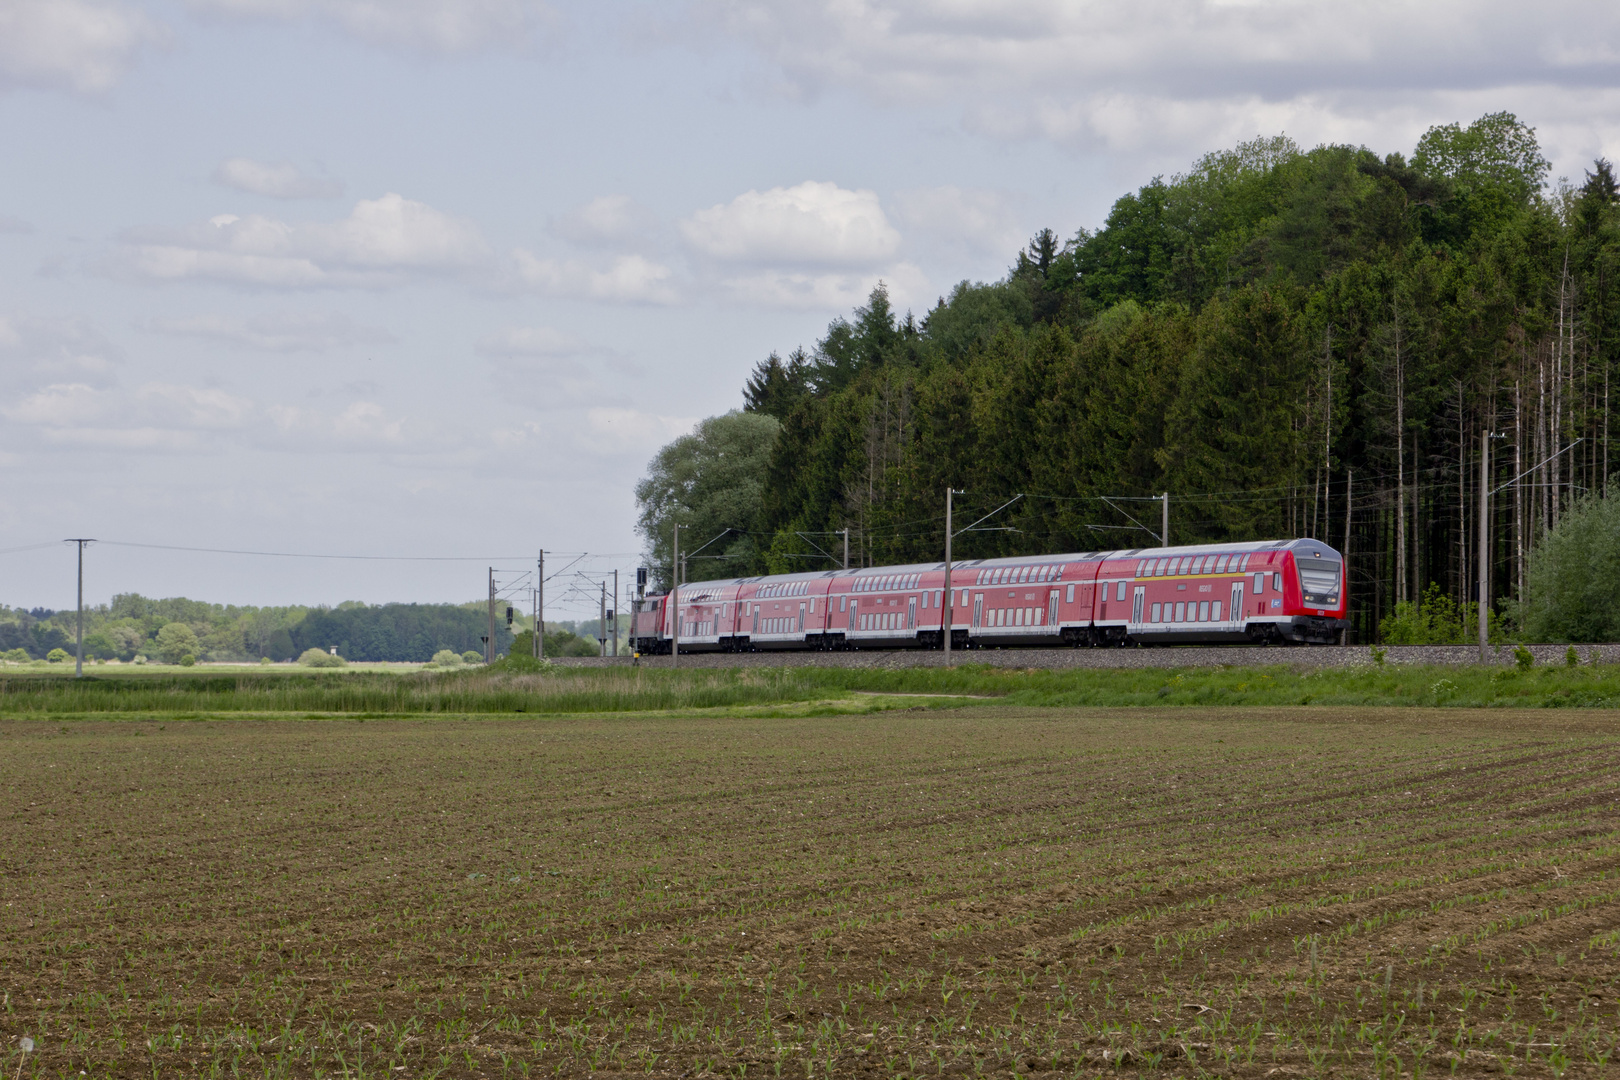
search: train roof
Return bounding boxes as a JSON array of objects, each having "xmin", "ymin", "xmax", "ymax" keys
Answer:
[{"xmin": 649, "ymin": 538, "xmax": 1343, "ymax": 597}]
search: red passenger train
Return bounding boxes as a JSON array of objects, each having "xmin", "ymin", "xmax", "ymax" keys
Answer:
[{"xmin": 630, "ymin": 538, "xmax": 1348, "ymax": 652}]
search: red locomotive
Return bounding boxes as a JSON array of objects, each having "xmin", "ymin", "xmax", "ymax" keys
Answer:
[{"xmin": 630, "ymin": 538, "xmax": 1348, "ymax": 652}]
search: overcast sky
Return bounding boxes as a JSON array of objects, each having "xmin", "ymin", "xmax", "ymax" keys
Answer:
[{"xmin": 3, "ymin": 0, "xmax": 1618, "ymax": 617}]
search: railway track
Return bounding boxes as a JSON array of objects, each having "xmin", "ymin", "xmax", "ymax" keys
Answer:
[{"xmin": 556, "ymin": 642, "xmax": 1620, "ymax": 670}]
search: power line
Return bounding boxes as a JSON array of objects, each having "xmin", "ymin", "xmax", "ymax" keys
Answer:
[{"xmin": 97, "ymin": 541, "xmax": 535, "ymax": 562}]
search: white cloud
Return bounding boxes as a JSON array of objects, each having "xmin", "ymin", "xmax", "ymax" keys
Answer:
[
  {"xmin": 266, "ymin": 400, "xmax": 413, "ymax": 447},
  {"xmin": 509, "ymin": 251, "xmax": 678, "ymax": 304},
  {"xmin": 890, "ymin": 186, "xmax": 1024, "ymax": 259},
  {"xmin": 474, "ymin": 325, "xmax": 589, "ymax": 358},
  {"xmin": 681, "ymin": 181, "xmax": 900, "ymax": 266},
  {"xmin": 0, "ymin": 0, "xmax": 160, "ymax": 95},
  {"xmin": 587, "ymin": 407, "xmax": 697, "ymax": 451},
  {"xmin": 185, "ymin": 0, "xmax": 554, "ymax": 54},
  {"xmin": 146, "ymin": 310, "xmax": 395, "ymax": 352},
  {"xmin": 703, "ymin": 2, "xmax": 1620, "ymax": 178},
  {"xmin": 115, "ymin": 193, "xmax": 490, "ymax": 289},
  {"xmin": 719, "ymin": 262, "xmax": 930, "ymax": 311},
  {"xmin": 1, "ymin": 381, "xmax": 253, "ymax": 449},
  {"xmin": 548, "ymin": 195, "xmax": 657, "ymax": 248},
  {"xmin": 213, "ymin": 158, "xmax": 344, "ymax": 200},
  {"xmin": 0, "ymin": 314, "xmax": 120, "ymax": 385}
]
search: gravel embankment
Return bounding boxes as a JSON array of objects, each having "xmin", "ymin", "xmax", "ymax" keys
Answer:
[{"xmin": 554, "ymin": 642, "xmax": 1620, "ymax": 670}]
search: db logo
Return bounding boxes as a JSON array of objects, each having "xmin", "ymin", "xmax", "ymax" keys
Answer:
[{"xmin": 1270, "ymin": 599, "xmax": 1281, "ymax": 608}]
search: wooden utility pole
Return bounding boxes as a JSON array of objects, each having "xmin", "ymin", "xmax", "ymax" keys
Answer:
[
  {"xmin": 66, "ymin": 539, "xmax": 93, "ymax": 677},
  {"xmin": 1479, "ymin": 429, "xmax": 1491, "ymax": 662},
  {"xmin": 537, "ymin": 550, "xmax": 545, "ymax": 659},
  {"xmin": 486, "ymin": 567, "xmax": 496, "ymax": 664},
  {"xmin": 1342, "ymin": 471, "xmax": 1352, "ymax": 646},
  {"xmin": 599, "ymin": 581, "xmax": 607, "ymax": 657},
  {"xmin": 943, "ymin": 488, "xmax": 953, "ymax": 666},
  {"xmin": 671, "ymin": 525, "xmax": 681, "ymax": 667}
]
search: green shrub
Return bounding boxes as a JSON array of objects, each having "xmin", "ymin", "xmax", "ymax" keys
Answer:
[
  {"xmin": 508, "ymin": 628, "xmax": 604, "ymax": 658},
  {"xmin": 179, "ymin": 654, "xmax": 196, "ymax": 667},
  {"xmin": 4, "ymin": 647, "xmax": 33, "ymax": 663},
  {"xmin": 461, "ymin": 650, "xmax": 483, "ymax": 665},
  {"xmin": 156, "ymin": 622, "xmax": 202, "ymax": 664},
  {"xmin": 259, "ymin": 657, "xmax": 272, "ymax": 665},
  {"xmin": 1514, "ymin": 644, "xmax": 1534, "ymax": 670},
  {"xmin": 46, "ymin": 648, "xmax": 71, "ymax": 663},
  {"xmin": 1379, "ymin": 583, "xmax": 1504, "ymax": 645},
  {"xmin": 298, "ymin": 648, "xmax": 347, "ymax": 668},
  {"xmin": 1512, "ymin": 488, "xmax": 1620, "ymax": 642},
  {"xmin": 431, "ymin": 649, "xmax": 463, "ymax": 667}
]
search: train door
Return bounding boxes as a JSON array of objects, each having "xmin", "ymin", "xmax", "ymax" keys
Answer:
[
  {"xmin": 1047, "ymin": 589, "xmax": 1059, "ymax": 627},
  {"xmin": 752, "ymin": 606, "xmax": 760, "ymax": 635},
  {"xmin": 972, "ymin": 593, "xmax": 984, "ymax": 627},
  {"xmin": 906, "ymin": 596, "xmax": 916, "ymax": 630},
  {"xmin": 1131, "ymin": 586, "xmax": 1144, "ymax": 627},
  {"xmin": 1229, "ymin": 582, "xmax": 1244, "ymax": 627},
  {"xmin": 797, "ymin": 602, "xmax": 805, "ymax": 632}
]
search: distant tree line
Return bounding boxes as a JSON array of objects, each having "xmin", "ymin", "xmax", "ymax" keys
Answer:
[
  {"xmin": 0, "ymin": 595, "xmax": 516, "ymax": 663},
  {"xmin": 637, "ymin": 113, "xmax": 1620, "ymax": 642}
]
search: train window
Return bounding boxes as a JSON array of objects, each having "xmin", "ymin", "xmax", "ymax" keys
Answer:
[
  {"xmin": 839, "ymin": 597, "xmax": 846, "ymax": 612},
  {"xmin": 1273, "ymin": 572, "xmax": 1282, "ymax": 593},
  {"xmin": 1199, "ymin": 601, "xmax": 1209, "ymax": 621},
  {"xmin": 1151, "ymin": 602, "xmax": 1162, "ymax": 622},
  {"xmin": 809, "ymin": 599, "xmax": 815, "ymax": 613},
  {"xmin": 1212, "ymin": 600, "xmax": 1222, "ymax": 621},
  {"xmin": 1116, "ymin": 580, "xmax": 1127, "ymax": 602},
  {"xmin": 1215, "ymin": 555, "xmax": 1228, "ymax": 573},
  {"xmin": 1066, "ymin": 583, "xmax": 1075, "ymax": 604},
  {"xmin": 1254, "ymin": 572, "xmax": 1265, "ymax": 593},
  {"xmin": 1174, "ymin": 602, "xmax": 1186, "ymax": 622},
  {"xmin": 1239, "ymin": 554, "xmax": 1251, "ymax": 571}
]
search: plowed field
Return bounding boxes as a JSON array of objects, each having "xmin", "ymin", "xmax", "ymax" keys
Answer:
[{"xmin": 3, "ymin": 706, "xmax": 1619, "ymax": 1077}]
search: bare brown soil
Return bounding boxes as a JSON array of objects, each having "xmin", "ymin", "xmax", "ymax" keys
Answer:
[{"xmin": 2, "ymin": 706, "xmax": 1619, "ymax": 1077}]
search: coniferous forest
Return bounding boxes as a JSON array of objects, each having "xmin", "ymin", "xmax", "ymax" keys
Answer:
[{"xmin": 643, "ymin": 115, "xmax": 1620, "ymax": 643}]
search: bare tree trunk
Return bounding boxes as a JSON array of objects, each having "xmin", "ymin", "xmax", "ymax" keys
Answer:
[
  {"xmin": 1458, "ymin": 380, "xmax": 1467, "ymax": 603},
  {"xmin": 1513, "ymin": 377, "xmax": 1521, "ymax": 602},
  {"xmin": 1413, "ymin": 429, "xmax": 1421, "ymax": 605},
  {"xmin": 1538, "ymin": 347, "xmax": 1548, "ymax": 536},
  {"xmin": 1394, "ymin": 304, "xmax": 1407, "ymax": 606},
  {"xmin": 1552, "ymin": 254, "xmax": 1569, "ymax": 532}
]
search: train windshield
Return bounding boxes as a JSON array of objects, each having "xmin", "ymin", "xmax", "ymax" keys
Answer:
[{"xmin": 1296, "ymin": 560, "xmax": 1342, "ymax": 605}]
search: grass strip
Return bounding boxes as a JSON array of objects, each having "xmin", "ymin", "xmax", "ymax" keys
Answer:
[{"xmin": 4, "ymin": 660, "xmax": 1620, "ymax": 715}]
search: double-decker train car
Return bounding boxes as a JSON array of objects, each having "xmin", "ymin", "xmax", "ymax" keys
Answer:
[{"xmin": 630, "ymin": 537, "xmax": 1346, "ymax": 653}]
